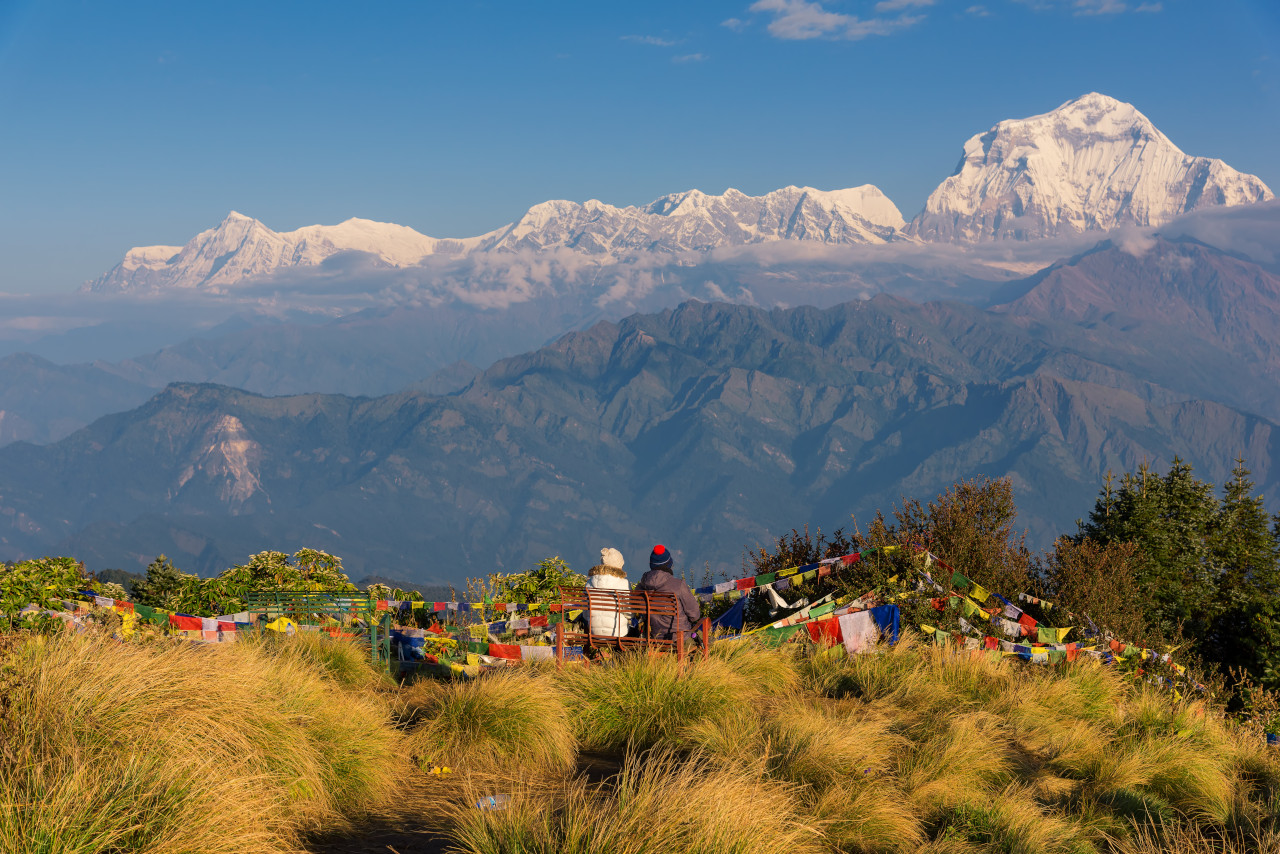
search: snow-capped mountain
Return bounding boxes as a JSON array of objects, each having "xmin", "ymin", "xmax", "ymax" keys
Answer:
[
  {"xmin": 84, "ymin": 185, "xmax": 905, "ymax": 293},
  {"xmin": 471, "ymin": 185, "xmax": 905, "ymax": 255},
  {"xmin": 85, "ymin": 213, "xmax": 480, "ymax": 293},
  {"xmin": 84, "ymin": 92, "xmax": 1275, "ymax": 293},
  {"xmin": 909, "ymin": 92, "xmax": 1273, "ymax": 242}
]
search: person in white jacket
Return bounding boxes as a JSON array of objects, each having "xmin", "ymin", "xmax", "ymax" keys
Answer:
[{"xmin": 585, "ymin": 547, "xmax": 629, "ymax": 638}]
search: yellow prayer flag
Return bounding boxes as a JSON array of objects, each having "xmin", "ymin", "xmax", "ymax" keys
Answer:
[{"xmin": 969, "ymin": 583, "xmax": 989, "ymax": 602}]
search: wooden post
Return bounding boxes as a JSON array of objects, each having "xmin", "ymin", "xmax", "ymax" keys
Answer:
[
  {"xmin": 701, "ymin": 617, "xmax": 711, "ymax": 661},
  {"xmin": 555, "ymin": 619, "xmax": 564, "ymax": 667},
  {"xmin": 675, "ymin": 622, "xmax": 684, "ymax": 660},
  {"xmin": 640, "ymin": 589, "xmax": 652, "ymax": 651}
]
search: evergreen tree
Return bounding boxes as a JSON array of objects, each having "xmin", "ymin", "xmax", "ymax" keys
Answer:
[
  {"xmin": 132, "ymin": 554, "xmax": 199, "ymax": 611},
  {"xmin": 1080, "ymin": 457, "xmax": 1280, "ymax": 688},
  {"xmin": 1081, "ymin": 458, "xmax": 1219, "ymax": 640},
  {"xmin": 1210, "ymin": 460, "xmax": 1280, "ymax": 687}
]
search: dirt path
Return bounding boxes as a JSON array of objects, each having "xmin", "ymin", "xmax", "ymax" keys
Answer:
[{"xmin": 302, "ymin": 772, "xmax": 452, "ymax": 854}]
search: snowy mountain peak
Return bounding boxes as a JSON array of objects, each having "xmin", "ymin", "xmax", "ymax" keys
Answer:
[
  {"xmin": 476, "ymin": 184, "xmax": 906, "ymax": 257},
  {"xmin": 909, "ymin": 92, "xmax": 1273, "ymax": 242},
  {"xmin": 84, "ymin": 214, "xmax": 447, "ymax": 293}
]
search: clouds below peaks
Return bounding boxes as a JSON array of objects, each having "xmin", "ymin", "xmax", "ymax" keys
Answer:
[{"xmin": 743, "ymin": 0, "xmax": 925, "ymax": 41}]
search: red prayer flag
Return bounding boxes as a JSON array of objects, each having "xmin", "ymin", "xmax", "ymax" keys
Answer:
[
  {"xmin": 434, "ymin": 602, "xmax": 447, "ymax": 611},
  {"xmin": 735, "ymin": 577, "xmax": 754, "ymax": 591},
  {"xmin": 427, "ymin": 622, "xmax": 445, "ymax": 634},
  {"xmin": 818, "ymin": 565, "xmax": 832, "ymax": 577},
  {"xmin": 841, "ymin": 553, "xmax": 861, "ymax": 565},
  {"xmin": 806, "ymin": 617, "xmax": 842, "ymax": 645},
  {"xmin": 549, "ymin": 604, "xmax": 563, "ymax": 612},
  {"xmin": 984, "ymin": 636, "xmax": 998, "ymax": 650},
  {"xmin": 1018, "ymin": 613, "xmax": 1037, "ymax": 637},
  {"xmin": 487, "ymin": 643, "xmax": 522, "ymax": 660},
  {"xmin": 169, "ymin": 614, "xmax": 203, "ymax": 631},
  {"xmin": 1110, "ymin": 639, "xmax": 1126, "ymax": 655},
  {"xmin": 217, "ymin": 621, "xmax": 236, "ymax": 633},
  {"xmin": 376, "ymin": 599, "xmax": 389, "ymax": 611},
  {"xmin": 529, "ymin": 615, "xmax": 549, "ymax": 627},
  {"xmin": 114, "ymin": 601, "xmax": 134, "ymax": 613}
]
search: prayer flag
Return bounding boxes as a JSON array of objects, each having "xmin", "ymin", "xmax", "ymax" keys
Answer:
[
  {"xmin": 807, "ymin": 616, "xmax": 841, "ymax": 645},
  {"xmin": 488, "ymin": 643, "xmax": 521, "ymax": 661},
  {"xmin": 169, "ymin": 614, "xmax": 202, "ymax": 632}
]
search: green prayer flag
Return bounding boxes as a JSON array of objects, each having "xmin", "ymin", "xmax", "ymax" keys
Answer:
[
  {"xmin": 755, "ymin": 572, "xmax": 777, "ymax": 585},
  {"xmin": 950, "ymin": 571, "xmax": 970, "ymax": 593},
  {"xmin": 759, "ymin": 625, "xmax": 802, "ymax": 646}
]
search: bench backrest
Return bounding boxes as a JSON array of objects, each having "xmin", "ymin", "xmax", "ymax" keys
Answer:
[{"xmin": 557, "ymin": 585, "xmax": 678, "ymax": 619}]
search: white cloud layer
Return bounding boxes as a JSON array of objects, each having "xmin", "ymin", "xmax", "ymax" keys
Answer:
[{"xmin": 747, "ymin": 0, "xmax": 924, "ymax": 40}]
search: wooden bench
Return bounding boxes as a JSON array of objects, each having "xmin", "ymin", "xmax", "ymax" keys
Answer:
[{"xmin": 554, "ymin": 585, "xmax": 711, "ymax": 662}]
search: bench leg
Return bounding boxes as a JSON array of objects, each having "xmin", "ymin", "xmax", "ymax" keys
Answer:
[{"xmin": 555, "ymin": 620, "xmax": 564, "ymax": 668}]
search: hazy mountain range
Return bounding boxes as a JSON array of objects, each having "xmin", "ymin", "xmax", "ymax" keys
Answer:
[
  {"xmin": 0, "ymin": 91, "xmax": 1276, "ymax": 583},
  {"xmin": 2, "ymin": 236, "xmax": 1278, "ymax": 583}
]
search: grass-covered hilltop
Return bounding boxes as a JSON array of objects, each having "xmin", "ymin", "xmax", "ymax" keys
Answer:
[{"xmin": 3, "ymin": 459, "xmax": 1280, "ymax": 854}]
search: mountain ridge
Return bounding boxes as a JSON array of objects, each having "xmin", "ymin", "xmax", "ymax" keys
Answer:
[
  {"xmin": 7, "ymin": 238, "xmax": 1280, "ymax": 581},
  {"xmin": 83, "ymin": 93, "xmax": 1272, "ymax": 295}
]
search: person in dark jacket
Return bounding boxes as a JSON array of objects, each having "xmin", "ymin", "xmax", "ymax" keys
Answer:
[{"xmin": 635, "ymin": 544, "xmax": 701, "ymax": 641}]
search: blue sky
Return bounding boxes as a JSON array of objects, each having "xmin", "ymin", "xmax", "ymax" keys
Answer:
[{"xmin": 1, "ymin": 0, "xmax": 1277, "ymax": 293}]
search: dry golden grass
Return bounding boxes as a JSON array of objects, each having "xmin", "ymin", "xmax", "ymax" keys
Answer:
[
  {"xmin": 395, "ymin": 666, "xmax": 575, "ymax": 777},
  {"xmin": 4, "ymin": 630, "xmax": 1277, "ymax": 854},
  {"xmin": 442, "ymin": 749, "xmax": 823, "ymax": 854},
  {"xmin": 0, "ymin": 631, "xmax": 401, "ymax": 854}
]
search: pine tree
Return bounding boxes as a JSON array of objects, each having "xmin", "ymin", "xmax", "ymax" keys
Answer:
[
  {"xmin": 1211, "ymin": 460, "xmax": 1280, "ymax": 686},
  {"xmin": 132, "ymin": 554, "xmax": 198, "ymax": 611},
  {"xmin": 1080, "ymin": 458, "xmax": 1219, "ymax": 641}
]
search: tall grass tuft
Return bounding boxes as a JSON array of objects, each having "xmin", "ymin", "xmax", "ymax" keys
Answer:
[
  {"xmin": 0, "ymin": 632, "xmax": 400, "ymax": 853},
  {"xmin": 562, "ymin": 651, "xmax": 765, "ymax": 751},
  {"xmin": 244, "ymin": 628, "xmax": 391, "ymax": 691},
  {"xmin": 397, "ymin": 667, "xmax": 575, "ymax": 776},
  {"xmin": 442, "ymin": 749, "xmax": 823, "ymax": 854}
]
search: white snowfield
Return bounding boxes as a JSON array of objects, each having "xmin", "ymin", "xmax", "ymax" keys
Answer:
[
  {"xmin": 908, "ymin": 92, "xmax": 1274, "ymax": 242},
  {"xmin": 85, "ymin": 93, "xmax": 1273, "ymax": 293}
]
